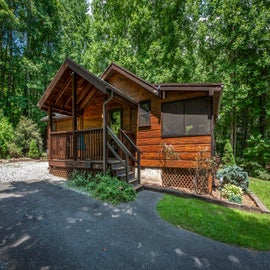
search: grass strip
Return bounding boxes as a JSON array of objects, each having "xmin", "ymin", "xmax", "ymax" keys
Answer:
[
  {"xmin": 249, "ymin": 177, "xmax": 270, "ymax": 210},
  {"xmin": 157, "ymin": 194, "xmax": 270, "ymax": 251}
]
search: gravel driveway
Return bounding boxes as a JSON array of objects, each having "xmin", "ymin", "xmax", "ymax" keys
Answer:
[
  {"xmin": 0, "ymin": 161, "xmax": 63, "ymax": 183},
  {"xmin": 0, "ymin": 161, "xmax": 269, "ymax": 270}
]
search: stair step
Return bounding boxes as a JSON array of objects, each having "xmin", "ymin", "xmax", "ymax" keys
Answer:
[
  {"xmin": 128, "ymin": 178, "xmax": 139, "ymax": 184},
  {"xmin": 118, "ymin": 171, "xmax": 135, "ymax": 181},
  {"xmin": 133, "ymin": 184, "xmax": 144, "ymax": 192}
]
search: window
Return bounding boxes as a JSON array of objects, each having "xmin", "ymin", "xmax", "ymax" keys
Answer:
[
  {"xmin": 162, "ymin": 97, "xmax": 211, "ymax": 137},
  {"xmin": 139, "ymin": 100, "xmax": 151, "ymax": 127}
]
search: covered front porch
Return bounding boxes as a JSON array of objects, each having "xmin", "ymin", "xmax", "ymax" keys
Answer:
[{"xmin": 38, "ymin": 59, "xmax": 141, "ymax": 189}]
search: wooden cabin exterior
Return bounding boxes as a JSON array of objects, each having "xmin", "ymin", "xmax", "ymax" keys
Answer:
[{"xmin": 38, "ymin": 59, "xmax": 223, "ymax": 193}]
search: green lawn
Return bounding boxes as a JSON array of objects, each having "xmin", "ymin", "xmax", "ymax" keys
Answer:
[
  {"xmin": 249, "ymin": 177, "xmax": 270, "ymax": 209},
  {"xmin": 157, "ymin": 179, "xmax": 270, "ymax": 251}
]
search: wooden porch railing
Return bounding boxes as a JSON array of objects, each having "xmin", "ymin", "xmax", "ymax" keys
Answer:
[
  {"xmin": 50, "ymin": 128, "xmax": 103, "ymax": 160},
  {"xmin": 49, "ymin": 127, "xmax": 141, "ymax": 183}
]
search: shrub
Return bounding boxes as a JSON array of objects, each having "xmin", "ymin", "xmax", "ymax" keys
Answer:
[
  {"xmin": 28, "ymin": 140, "xmax": 40, "ymax": 159},
  {"xmin": 68, "ymin": 172, "xmax": 136, "ymax": 204},
  {"xmin": 68, "ymin": 170, "xmax": 93, "ymax": 188},
  {"xmin": 13, "ymin": 116, "xmax": 43, "ymax": 156},
  {"xmin": 92, "ymin": 174, "xmax": 136, "ymax": 204},
  {"xmin": 217, "ymin": 166, "xmax": 249, "ymax": 192},
  {"xmin": 0, "ymin": 111, "xmax": 14, "ymax": 158},
  {"xmin": 237, "ymin": 159, "xmax": 263, "ymax": 177},
  {"xmin": 222, "ymin": 183, "xmax": 243, "ymax": 204},
  {"xmin": 7, "ymin": 143, "xmax": 22, "ymax": 158},
  {"xmin": 221, "ymin": 140, "xmax": 236, "ymax": 167},
  {"xmin": 255, "ymin": 170, "xmax": 270, "ymax": 181}
]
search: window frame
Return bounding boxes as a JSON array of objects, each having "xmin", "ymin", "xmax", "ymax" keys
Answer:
[
  {"xmin": 138, "ymin": 100, "xmax": 151, "ymax": 127},
  {"xmin": 161, "ymin": 96, "xmax": 212, "ymax": 137}
]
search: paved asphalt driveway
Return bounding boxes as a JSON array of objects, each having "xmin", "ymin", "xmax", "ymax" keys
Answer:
[{"xmin": 0, "ymin": 180, "xmax": 269, "ymax": 270}]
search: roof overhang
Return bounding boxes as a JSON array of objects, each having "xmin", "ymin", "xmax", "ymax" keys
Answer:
[
  {"xmin": 38, "ymin": 59, "xmax": 138, "ymax": 116},
  {"xmin": 154, "ymin": 83, "xmax": 224, "ymax": 117}
]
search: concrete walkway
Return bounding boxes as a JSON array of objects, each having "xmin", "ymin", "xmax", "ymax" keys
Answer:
[{"xmin": 0, "ymin": 180, "xmax": 269, "ymax": 270}]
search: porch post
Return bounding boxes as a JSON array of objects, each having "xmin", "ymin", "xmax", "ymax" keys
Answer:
[
  {"xmin": 103, "ymin": 100, "xmax": 108, "ymax": 174},
  {"xmin": 103, "ymin": 89, "xmax": 114, "ymax": 174},
  {"xmin": 72, "ymin": 72, "xmax": 77, "ymax": 161},
  {"xmin": 48, "ymin": 107, "xmax": 53, "ymax": 160}
]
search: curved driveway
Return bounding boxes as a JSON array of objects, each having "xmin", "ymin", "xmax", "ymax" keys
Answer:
[{"xmin": 0, "ymin": 180, "xmax": 269, "ymax": 270}]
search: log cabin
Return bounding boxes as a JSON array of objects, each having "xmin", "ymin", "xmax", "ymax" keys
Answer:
[{"xmin": 38, "ymin": 58, "xmax": 223, "ymax": 193}]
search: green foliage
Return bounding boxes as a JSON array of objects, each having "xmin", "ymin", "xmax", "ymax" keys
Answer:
[
  {"xmin": 255, "ymin": 170, "xmax": 270, "ymax": 181},
  {"xmin": 222, "ymin": 184, "xmax": 243, "ymax": 204},
  {"xmin": 157, "ymin": 194, "xmax": 270, "ymax": 251},
  {"xmin": 217, "ymin": 166, "xmax": 249, "ymax": 192},
  {"xmin": 7, "ymin": 143, "xmax": 22, "ymax": 158},
  {"xmin": 28, "ymin": 140, "xmax": 40, "ymax": 159},
  {"xmin": 68, "ymin": 172, "xmax": 136, "ymax": 204},
  {"xmin": 0, "ymin": 111, "xmax": 14, "ymax": 158},
  {"xmin": 237, "ymin": 159, "xmax": 270, "ymax": 181},
  {"xmin": 68, "ymin": 170, "xmax": 94, "ymax": 188},
  {"xmin": 244, "ymin": 135, "xmax": 270, "ymax": 167},
  {"xmin": 13, "ymin": 116, "xmax": 43, "ymax": 156},
  {"xmin": 1, "ymin": 0, "xmax": 270, "ymax": 169},
  {"xmin": 221, "ymin": 140, "xmax": 236, "ymax": 167}
]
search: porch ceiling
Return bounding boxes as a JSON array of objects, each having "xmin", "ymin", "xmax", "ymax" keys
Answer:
[{"xmin": 38, "ymin": 58, "xmax": 138, "ymax": 116}]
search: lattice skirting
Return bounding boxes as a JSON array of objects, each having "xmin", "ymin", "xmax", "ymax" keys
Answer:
[
  {"xmin": 49, "ymin": 166, "xmax": 103, "ymax": 179},
  {"xmin": 162, "ymin": 168, "xmax": 209, "ymax": 193}
]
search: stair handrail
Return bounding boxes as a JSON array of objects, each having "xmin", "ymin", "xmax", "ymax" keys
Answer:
[
  {"xmin": 120, "ymin": 129, "xmax": 141, "ymax": 184},
  {"xmin": 106, "ymin": 127, "xmax": 141, "ymax": 184},
  {"xmin": 119, "ymin": 129, "xmax": 142, "ymax": 154}
]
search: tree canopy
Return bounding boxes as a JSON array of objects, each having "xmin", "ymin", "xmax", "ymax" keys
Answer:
[{"xmin": 0, "ymin": 0, "xmax": 269, "ymax": 167}]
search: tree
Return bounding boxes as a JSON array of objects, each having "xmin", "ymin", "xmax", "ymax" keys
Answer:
[
  {"xmin": 221, "ymin": 140, "xmax": 236, "ymax": 167},
  {"xmin": 29, "ymin": 139, "xmax": 40, "ymax": 159},
  {"xmin": 13, "ymin": 116, "xmax": 43, "ymax": 156},
  {"xmin": 0, "ymin": 110, "xmax": 13, "ymax": 158}
]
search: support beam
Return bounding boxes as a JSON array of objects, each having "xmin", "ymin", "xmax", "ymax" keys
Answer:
[
  {"xmin": 72, "ymin": 72, "xmax": 77, "ymax": 161},
  {"xmin": 48, "ymin": 107, "xmax": 53, "ymax": 160},
  {"xmin": 103, "ymin": 89, "xmax": 114, "ymax": 174}
]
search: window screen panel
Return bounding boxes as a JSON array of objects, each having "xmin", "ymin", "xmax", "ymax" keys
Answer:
[
  {"xmin": 162, "ymin": 101, "xmax": 184, "ymax": 136},
  {"xmin": 185, "ymin": 97, "xmax": 211, "ymax": 135}
]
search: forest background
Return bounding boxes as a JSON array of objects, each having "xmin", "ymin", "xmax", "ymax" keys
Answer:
[{"xmin": 0, "ymin": 0, "xmax": 269, "ymax": 174}]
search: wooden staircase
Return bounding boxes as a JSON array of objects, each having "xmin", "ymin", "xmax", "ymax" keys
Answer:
[{"xmin": 108, "ymin": 159, "xmax": 143, "ymax": 192}]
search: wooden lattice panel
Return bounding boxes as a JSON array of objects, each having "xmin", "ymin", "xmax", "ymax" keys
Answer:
[
  {"xmin": 162, "ymin": 168, "xmax": 194, "ymax": 189},
  {"xmin": 162, "ymin": 168, "xmax": 209, "ymax": 193},
  {"xmin": 49, "ymin": 166, "xmax": 102, "ymax": 179}
]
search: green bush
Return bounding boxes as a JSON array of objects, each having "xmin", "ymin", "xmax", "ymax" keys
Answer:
[
  {"xmin": 13, "ymin": 116, "xmax": 43, "ymax": 156},
  {"xmin": 244, "ymin": 135, "xmax": 270, "ymax": 167},
  {"xmin": 237, "ymin": 159, "xmax": 263, "ymax": 177},
  {"xmin": 28, "ymin": 140, "xmax": 40, "ymax": 159},
  {"xmin": 92, "ymin": 174, "xmax": 136, "ymax": 204},
  {"xmin": 68, "ymin": 172, "xmax": 136, "ymax": 204},
  {"xmin": 255, "ymin": 170, "xmax": 270, "ymax": 181},
  {"xmin": 217, "ymin": 166, "xmax": 249, "ymax": 192},
  {"xmin": 68, "ymin": 170, "xmax": 94, "ymax": 187},
  {"xmin": 7, "ymin": 142, "xmax": 22, "ymax": 158},
  {"xmin": 0, "ymin": 111, "xmax": 14, "ymax": 158},
  {"xmin": 221, "ymin": 140, "xmax": 236, "ymax": 167},
  {"xmin": 222, "ymin": 183, "xmax": 243, "ymax": 204}
]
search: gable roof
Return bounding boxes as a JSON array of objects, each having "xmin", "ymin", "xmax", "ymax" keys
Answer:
[
  {"xmin": 38, "ymin": 58, "xmax": 137, "ymax": 115},
  {"xmin": 38, "ymin": 58, "xmax": 223, "ymax": 118},
  {"xmin": 102, "ymin": 62, "xmax": 159, "ymax": 95},
  {"xmin": 102, "ymin": 62, "xmax": 223, "ymax": 116}
]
